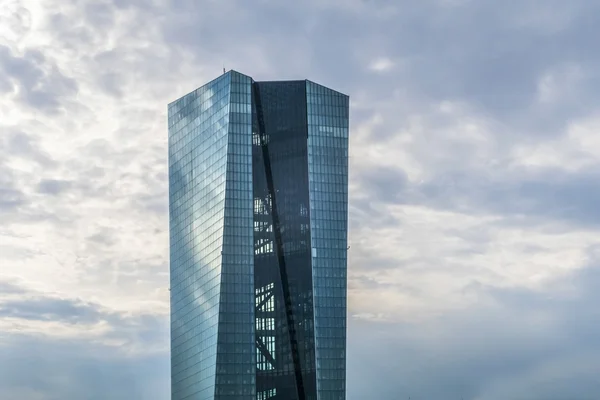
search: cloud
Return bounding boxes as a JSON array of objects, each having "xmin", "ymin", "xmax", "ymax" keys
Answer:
[
  {"xmin": 348, "ymin": 264, "xmax": 600, "ymax": 400},
  {"xmin": 1, "ymin": 0, "xmax": 600, "ymax": 399},
  {"xmin": 1, "ymin": 129, "xmax": 57, "ymax": 168},
  {"xmin": 0, "ymin": 297, "xmax": 106, "ymax": 324},
  {"xmin": 0, "ymin": 187, "xmax": 26, "ymax": 211},
  {"xmin": 0, "ymin": 45, "xmax": 77, "ymax": 113},
  {"xmin": 0, "ymin": 335, "xmax": 169, "ymax": 400},
  {"xmin": 368, "ymin": 57, "xmax": 394, "ymax": 72},
  {"xmin": 36, "ymin": 179, "xmax": 72, "ymax": 196},
  {"xmin": 0, "ymin": 281, "xmax": 27, "ymax": 295}
]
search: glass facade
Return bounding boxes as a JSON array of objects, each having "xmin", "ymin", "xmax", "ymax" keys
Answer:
[
  {"xmin": 169, "ymin": 73, "xmax": 232, "ymax": 400},
  {"xmin": 307, "ymin": 82, "xmax": 349, "ymax": 400},
  {"xmin": 253, "ymin": 81, "xmax": 316, "ymax": 400},
  {"xmin": 168, "ymin": 71, "xmax": 348, "ymax": 400}
]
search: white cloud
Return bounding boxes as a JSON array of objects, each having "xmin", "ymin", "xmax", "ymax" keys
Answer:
[
  {"xmin": 349, "ymin": 203, "xmax": 597, "ymax": 322},
  {"xmin": 368, "ymin": 57, "xmax": 394, "ymax": 72},
  {"xmin": 511, "ymin": 115, "xmax": 600, "ymax": 172}
]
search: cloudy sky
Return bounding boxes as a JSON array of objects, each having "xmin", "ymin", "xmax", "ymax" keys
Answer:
[{"xmin": 2, "ymin": 0, "xmax": 600, "ymax": 399}]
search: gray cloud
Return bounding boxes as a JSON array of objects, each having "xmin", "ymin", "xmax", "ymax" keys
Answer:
[
  {"xmin": 0, "ymin": 45, "xmax": 77, "ymax": 113},
  {"xmin": 157, "ymin": 0, "xmax": 600, "ymax": 131},
  {"xmin": 83, "ymin": 2, "xmax": 115, "ymax": 30},
  {"xmin": 0, "ymin": 297, "xmax": 105, "ymax": 324},
  {"xmin": 357, "ymin": 166, "xmax": 600, "ymax": 229},
  {"xmin": 86, "ymin": 230, "xmax": 117, "ymax": 247},
  {"xmin": 0, "ymin": 287, "xmax": 170, "ymax": 398},
  {"xmin": 2, "ymin": 130, "xmax": 57, "ymax": 168},
  {"xmin": 0, "ymin": 287, "xmax": 169, "ymax": 349},
  {"xmin": 97, "ymin": 72, "xmax": 124, "ymax": 97},
  {"xmin": 0, "ymin": 187, "xmax": 27, "ymax": 211},
  {"xmin": 36, "ymin": 179, "xmax": 73, "ymax": 196},
  {"xmin": 0, "ymin": 335, "xmax": 169, "ymax": 400},
  {"xmin": 45, "ymin": 12, "xmax": 96, "ymax": 51},
  {"xmin": 348, "ymin": 264, "xmax": 600, "ymax": 400},
  {"xmin": 0, "ymin": 281, "xmax": 27, "ymax": 295},
  {"xmin": 337, "ymin": 1, "xmax": 600, "ymax": 135}
]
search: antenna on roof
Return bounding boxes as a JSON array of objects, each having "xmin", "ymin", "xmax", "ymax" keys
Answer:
[{"xmin": 223, "ymin": 65, "xmax": 226, "ymax": 74}]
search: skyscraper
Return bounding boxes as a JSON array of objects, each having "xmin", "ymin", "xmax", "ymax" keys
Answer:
[{"xmin": 168, "ymin": 71, "xmax": 348, "ymax": 400}]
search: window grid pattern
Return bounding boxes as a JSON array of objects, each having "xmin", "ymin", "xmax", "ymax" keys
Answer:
[
  {"xmin": 306, "ymin": 81, "xmax": 349, "ymax": 400},
  {"xmin": 253, "ymin": 81, "xmax": 317, "ymax": 399},
  {"xmin": 257, "ymin": 388, "xmax": 277, "ymax": 400},
  {"xmin": 168, "ymin": 73, "xmax": 232, "ymax": 400},
  {"xmin": 169, "ymin": 73, "xmax": 348, "ymax": 400},
  {"xmin": 214, "ymin": 71, "xmax": 256, "ymax": 400},
  {"xmin": 256, "ymin": 283, "xmax": 275, "ymax": 372}
]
